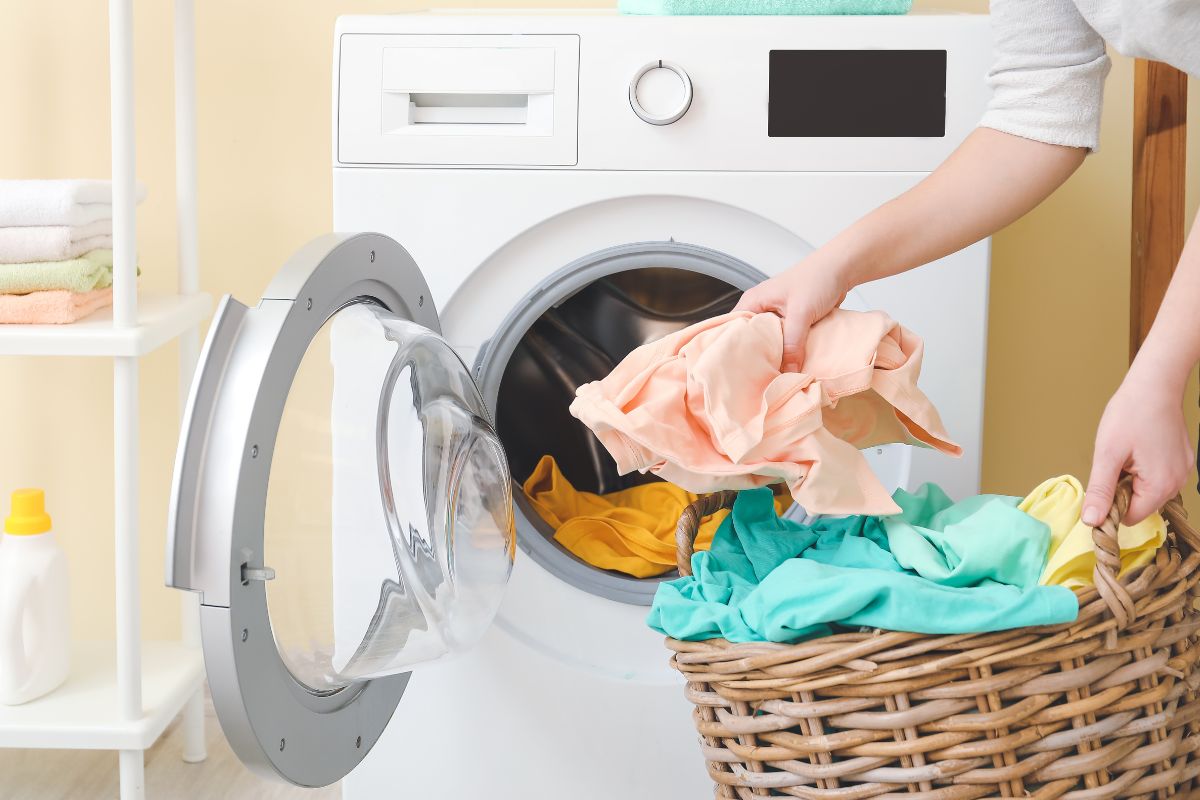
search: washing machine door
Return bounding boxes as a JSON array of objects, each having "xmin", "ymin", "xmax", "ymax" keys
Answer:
[{"xmin": 166, "ymin": 233, "xmax": 515, "ymax": 787}]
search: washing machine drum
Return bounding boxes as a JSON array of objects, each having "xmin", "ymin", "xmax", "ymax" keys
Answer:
[{"xmin": 167, "ymin": 233, "xmax": 515, "ymax": 786}]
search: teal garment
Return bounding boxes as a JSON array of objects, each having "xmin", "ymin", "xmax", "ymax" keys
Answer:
[
  {"xmin": 882, "ymin": 484, "xmax": 1051, "ymax": 589},
  {"xmin": 618, "ymin": 0, "xmax": 911, "ymax": 15},
  {"xmin": 647, "ymin": 486, "xmax": 1078, "ymax": 643}
]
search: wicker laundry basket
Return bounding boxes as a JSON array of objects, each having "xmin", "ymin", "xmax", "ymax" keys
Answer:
[{"xmin": 667, "ymin": 480, "xmax": 1200, "ymax": 799}]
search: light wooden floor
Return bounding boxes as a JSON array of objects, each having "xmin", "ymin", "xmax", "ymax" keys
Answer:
[
  {"xmin": 4, "ymin": 705, "xmax": 1199, "ymax": 800},
  {"xmin": 0, "ymin": 689, "xmax": 341, "ymax": 800}
]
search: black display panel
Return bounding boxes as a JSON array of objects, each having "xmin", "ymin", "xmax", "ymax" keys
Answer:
[{"xmin": 769, "ymin": 50, "xmax": 946, "ymax": 138}]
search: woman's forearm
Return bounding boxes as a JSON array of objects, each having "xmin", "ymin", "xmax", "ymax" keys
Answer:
[
  {"xmin": 819, "ymin": 128, "xmax": 1088, "ymax": 291},
  {"xmin": 1129, "ymin": 218, "xmax": 1200, "ymax": 395},
  {"xmin": 1082, "ymin": 216, "xmax": 1199, "ymax": 526}
]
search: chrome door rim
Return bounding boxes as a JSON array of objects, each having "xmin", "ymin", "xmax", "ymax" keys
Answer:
[{"xmin": 167, "ymin": 233, "xmax": 439, "ymax": 786}]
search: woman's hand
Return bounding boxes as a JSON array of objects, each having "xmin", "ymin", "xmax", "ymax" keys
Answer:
[
  {"xmin": 734, "ymin": 254, "xmax": 850, "ymax": 373},
  {"xmin": 1082, "ymin": 371, "xmax": 1195, "ymax": 527},
  {"xmin": 1083, "ymin": 219, "xmax": 1200, "ymax": 527}
]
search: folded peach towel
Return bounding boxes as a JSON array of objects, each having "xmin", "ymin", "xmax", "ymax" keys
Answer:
[
  {"xmin": 569, "ymin": 309, "xmax": 960, "ymax": 516},
  {"xmin": 0, "ymin": 287, "xmax": 113, "ymax": 324}
]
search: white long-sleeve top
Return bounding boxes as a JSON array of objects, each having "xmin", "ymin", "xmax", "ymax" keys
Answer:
[{"xmin": 978, "ymin": 0, "xmax": 1200, "ymax": 151}]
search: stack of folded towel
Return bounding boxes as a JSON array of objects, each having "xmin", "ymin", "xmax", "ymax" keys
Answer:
[{"xmin": 0, "ymin": 180, "xmax": 140, "ymax": 324}]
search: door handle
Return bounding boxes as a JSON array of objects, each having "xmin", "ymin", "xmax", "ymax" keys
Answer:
[{"xmin": 241, "ymin": 564, "xmax": 276, "ymax": 584}]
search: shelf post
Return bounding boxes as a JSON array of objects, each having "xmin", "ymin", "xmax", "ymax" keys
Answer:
[
  {"xmin": 113, "ymin": 356, "xmax": 142, "ymax": 720},
  {"xmin": 109, "ymin": 0, "xmax": 141, "ymax": 724},
  {"xmin": 114, "ymin": 354, "xmax": 143, "ymax": 800},
  {"xmin": 118, "ymin": 749, "xmax": 145, "ymax": 800},
  {"xmin": 174, "ymin": 0, "xmax": 199, "ymax": 300},
  {"xmin": 110, "ymin": 0, "xmax": 144, "ymax": 796},
  {"xmin": 110, "ymin": 0, "xmax": 138, "ymax": 329}
]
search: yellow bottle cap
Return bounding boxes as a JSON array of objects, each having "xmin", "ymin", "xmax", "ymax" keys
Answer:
[{"xmin": 5, "ymin": 489, "xmax": 52, "ymax": 536}]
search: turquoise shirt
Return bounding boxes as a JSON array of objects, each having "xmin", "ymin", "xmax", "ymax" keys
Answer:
[{"xmin": 647, "ymin": 485, "xmax": 1079, "ymax": 642}]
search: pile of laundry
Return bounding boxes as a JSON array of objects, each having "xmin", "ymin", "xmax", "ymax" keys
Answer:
[
  {"xmin": 647, "ymin": 476, "xmax": 1165, "ymax": 642},
  {"xmin": 548, "ymin": 306, "xmax": 1167, "ymax": 639},
  {"xmin": 533, "ymin": 307, "xmax": 956, "ymax": 577},
  {"xmin": 0, "ymin": 180, "xmax": 139, "ymax": 324}
]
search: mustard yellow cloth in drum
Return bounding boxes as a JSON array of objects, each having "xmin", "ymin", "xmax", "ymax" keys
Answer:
[
  {"xmin": 523, "ymin": 455, "xmax": 787, "ymax": 578},
  {"xmin": 1019, "ymin": 475, "xmax": 1165, "ymax": 588}
]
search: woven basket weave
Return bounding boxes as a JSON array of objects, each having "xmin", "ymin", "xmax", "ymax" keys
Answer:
[{"xmin": 667, "ymin": 479, "xmax": 1200, "ymax": 799}]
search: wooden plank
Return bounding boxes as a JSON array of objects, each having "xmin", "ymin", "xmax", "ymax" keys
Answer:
[{"xmin": 1130, "ymin": 60, "xmax": 1189, "ymax": 362}]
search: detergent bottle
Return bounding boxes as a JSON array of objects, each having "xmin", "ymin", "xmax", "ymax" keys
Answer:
[{"xmin": 0, "ymin": 489, "xmax": 70, "ymax": 705}]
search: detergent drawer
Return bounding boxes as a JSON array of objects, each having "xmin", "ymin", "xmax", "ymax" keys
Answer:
[{"xmin": 337, "ymin": 34, "xmax": 580, "ymax": 167}]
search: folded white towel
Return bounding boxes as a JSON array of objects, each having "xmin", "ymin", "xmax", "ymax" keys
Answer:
[
  {"xmin": 0, "ymin": 180, "xmax": 146, "ymax": 227},
  {"xmin": 0, "ymin": 220, "xmax": 113, "ymax": 263}
]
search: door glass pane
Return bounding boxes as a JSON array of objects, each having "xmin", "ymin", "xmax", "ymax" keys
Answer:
[{"xmin": 264, "ymin": 301, "xmax": 514, "ymax": 693}]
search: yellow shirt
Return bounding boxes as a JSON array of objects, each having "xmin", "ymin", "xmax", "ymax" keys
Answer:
[
  {"xmin": 524, "ymin": 455, "xmax": 787, "ymax": 578},
  {"xmin": 1019, "ymin": 475, "xmax": 1165, "ymax": 588}
]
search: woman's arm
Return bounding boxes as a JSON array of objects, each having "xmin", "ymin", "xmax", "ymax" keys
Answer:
[
  {"xmin": 739, "ymin": 0, "xmax": 1109, "ymax": 371},
  {"xmin": 819, "ymin": 127, "xmax": 1086, "ymax": 287},
  {"xmin": 1082, "ymin": 220, "xmax": 1200, "ymax": 526},
  {"xmin": 737, "ymin": 128, "xmax": 1087, "ymax": 371}
]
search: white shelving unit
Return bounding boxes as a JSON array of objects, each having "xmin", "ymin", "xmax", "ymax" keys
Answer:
[
  {"xmin": 0, "ymin": 1, "xmax": 211, "ymax": 798},
  {"xmin": 0, "ymin": 642, "xmax": 204, "ymax": 751},
  {"xmin": 0, "ymin": 293, "xmax": 210, "ymax": 358}
]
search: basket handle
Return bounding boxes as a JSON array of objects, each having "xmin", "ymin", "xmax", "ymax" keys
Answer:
[
  {"xmin": 675, "ymin": 490, "xmax": 738, "ymax": 577},
  {"xmin": 1091, "ymin": 474, "xmax": 1192, "ymax": 629},
  {"xmin": 1092, "ymin": 476, "xmax": 1136, "ymax": 627}
]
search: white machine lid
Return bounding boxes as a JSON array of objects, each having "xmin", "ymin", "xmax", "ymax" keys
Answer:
[{"xmin": 167, "ymin": 233, "xmax": 514, "ymax": 786}]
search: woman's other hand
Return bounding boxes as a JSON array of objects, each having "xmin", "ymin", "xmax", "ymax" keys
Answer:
[
  {"xmin": 1084, "ymin": 219, "xmax": 1200, "ymax": 527},
  {"xmin": 1082, "ymin": 372, "xmax": 1194, "ymax": 527}
]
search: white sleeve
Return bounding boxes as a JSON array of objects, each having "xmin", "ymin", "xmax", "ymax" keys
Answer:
[{"xmin": 978, "ymin": 0, "xmax": 1111, "ymax": 151}]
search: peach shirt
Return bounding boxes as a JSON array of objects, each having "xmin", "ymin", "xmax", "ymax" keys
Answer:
[{"xmin": 569, "ymin": 309, "xmax": 960, "ymax": 516}]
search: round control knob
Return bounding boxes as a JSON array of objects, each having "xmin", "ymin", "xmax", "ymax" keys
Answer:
[{"xmin": 629, "ymin": 61, "xmax": 692, "ymax": 126}]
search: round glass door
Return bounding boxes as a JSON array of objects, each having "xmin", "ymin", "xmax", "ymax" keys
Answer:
[{"xmin": 263, "ymin": 301, "xmax": 514, "ymax": 693}]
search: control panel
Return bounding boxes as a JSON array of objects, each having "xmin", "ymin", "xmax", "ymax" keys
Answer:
[{"xmin": 334, "ymin": 14, "xmax": 992, "ymax": 171}]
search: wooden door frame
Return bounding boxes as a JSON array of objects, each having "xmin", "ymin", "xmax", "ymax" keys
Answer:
[{"xmin": 1130, "ymin": 61, "xmax": 1188, "ymax": 361}]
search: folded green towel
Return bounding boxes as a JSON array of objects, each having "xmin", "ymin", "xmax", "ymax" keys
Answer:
[
  {"xmin": 0, "ymin": 249, "xmax": 125, "ymax": 295},
  {"xmin": 619, "ymin": 0, "xmax": 911, "ymax": 14}
]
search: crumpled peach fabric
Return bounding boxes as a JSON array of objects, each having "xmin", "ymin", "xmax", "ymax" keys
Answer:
[{"xmin": 568, "ymin": 309, "xmax": 961, "ymax": 516}]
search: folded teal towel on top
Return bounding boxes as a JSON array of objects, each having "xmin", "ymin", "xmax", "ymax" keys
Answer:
[
  {"xmin": 0, "ymin": 249, "xmax": 119, "ymax": 295},
  {"xmin": 619, "ymin": 0, "xmax": 912, "ymax": 15},
  {"xmin": 647, "ymin": 485, "xmax": 1078, "ymax": 643}
]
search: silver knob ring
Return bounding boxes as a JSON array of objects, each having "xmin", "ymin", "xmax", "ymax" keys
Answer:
[{"xmin": 628, "ymin": 60, "xmax": 693, "ymax": 126}]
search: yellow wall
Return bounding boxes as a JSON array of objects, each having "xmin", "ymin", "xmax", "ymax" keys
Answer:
[{"xmin": 0, "ymin": 0, "xmax": 1195, "ymax": 641}]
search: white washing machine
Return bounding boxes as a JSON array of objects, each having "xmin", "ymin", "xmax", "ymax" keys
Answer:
[{"xmin": 167, "ymin": 9, "xmax": 994, "ymax": 798}]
